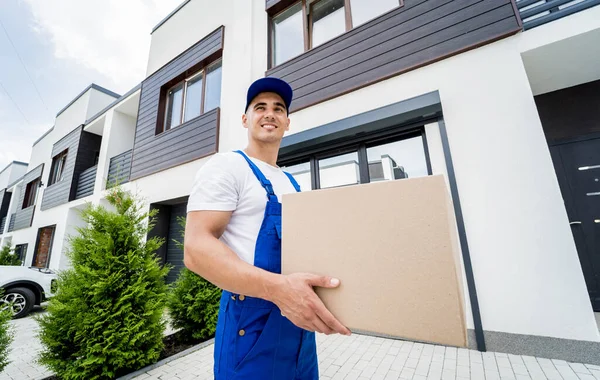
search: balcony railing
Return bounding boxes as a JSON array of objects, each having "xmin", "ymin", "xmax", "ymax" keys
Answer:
[
  {"xmin": 107, "ymin": 149, "xmax": 132, "ymax": 189},
  {"xmin": 8, "ymin": 213, "xmax": 16, "ymax": 232},
  {"xmin": 75, "ymin": 165, "xmax": 97, "ymax": 199},
  {"xmin": 517, "ymin": 0, "xmax": 600, "ymax": 30},
  {"xmin": 0, "ymin": 216, "xmax": 6, "ymax": 234}
]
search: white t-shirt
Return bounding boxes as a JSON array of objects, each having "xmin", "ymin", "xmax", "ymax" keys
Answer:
[{"xmin": 186, "ymin": 151, "xmax": 299, "ymax": 265}]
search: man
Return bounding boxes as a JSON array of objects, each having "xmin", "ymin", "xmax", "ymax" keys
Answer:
[{"xmin": 184, "ymin": 77, "xmax": 351, "ymax": 379}]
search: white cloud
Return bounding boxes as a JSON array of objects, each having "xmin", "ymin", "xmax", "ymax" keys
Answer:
[{"xmin": 22, "ymin": 0, "xmax": 182, "ymax": 93}]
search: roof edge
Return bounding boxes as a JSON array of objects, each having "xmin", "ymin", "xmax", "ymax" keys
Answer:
[
  {"xmin": 84, "ymin": 83, "xmax": 142, "ymax": 126},
  {"xmin": 151, "ymin": 0, "xmax": 191, "ymax": 34},
  {"xmin": 32, "ymin": 126, "xmax": 55, "ymax": 147},
  {"xmin": 55, "ymin": 83, "xmax": 121, "ymax": 118},
  {"xmin": 0, "ymin": 161, "xmax": 29, "ymax": 177}
]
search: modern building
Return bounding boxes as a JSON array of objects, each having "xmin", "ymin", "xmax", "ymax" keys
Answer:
[{"xmin": 1, "ymin": 0, "xmax": 599, "ymax": 364}]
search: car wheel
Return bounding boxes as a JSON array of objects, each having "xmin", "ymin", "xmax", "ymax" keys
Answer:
[{"xmin": 1, "ymin": 287, "xmax": 35, "ymax": 318}]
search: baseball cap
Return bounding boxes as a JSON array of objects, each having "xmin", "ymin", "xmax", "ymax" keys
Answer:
[{"xmin": 245, "ymin": 77, "xmax": 293, "ymax": 115}]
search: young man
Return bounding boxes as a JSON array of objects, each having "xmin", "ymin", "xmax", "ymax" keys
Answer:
[{"xmin": 184, "ymin": 77, "xmax": 351, "ymax": 379}]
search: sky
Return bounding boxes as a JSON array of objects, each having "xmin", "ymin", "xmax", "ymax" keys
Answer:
[{"xmin": 0, "ymin": 0, "xmax": 181, "ymax": 172}]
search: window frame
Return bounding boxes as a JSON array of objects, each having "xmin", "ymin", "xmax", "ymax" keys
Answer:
[
  {"xmin": 14, "ymin": 244, "xmax": 27, "ymax": 265},
  {"xmin": 48, "ymin": 149, "xmax": 68, "ymax": 186},
  {"xmin": 269, "ymin": 0, "xmax": 403, "ymax": 67},
  {"xmin": 278, "ymin": 126, "xmax": 431, "ymax": 190},
  {"xmin": 22, "ymin": 178, "xmax": 41, "ymax": 209},
  {"xmin": 158, "ymin": 58, "xmax": 222, "ymax": 134}
]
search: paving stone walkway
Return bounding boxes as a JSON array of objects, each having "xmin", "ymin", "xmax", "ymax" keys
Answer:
[
  {"xmin": 128, "ymin": 333, "xmax": 600, "ymax": 380},
  {"xmin": 2, "ymin": 310, "xmax": 598, "ymax": 380}
]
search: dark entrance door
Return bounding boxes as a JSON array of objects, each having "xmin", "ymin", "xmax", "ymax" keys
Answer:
[
  {"xmin": 33, "ymin": 226, "xmax": 55, "ymax": 268},
  {"xmin": 165, "ymin": 203, "xmax": 187, "ymax": 284},
  {"xmin": 550, "ymin": 136, "xmax": 600, "ymax": 311}
]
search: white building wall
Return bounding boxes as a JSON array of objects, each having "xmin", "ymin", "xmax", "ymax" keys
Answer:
[
  {"xmin": 0, "ymin": 163, "xmax": 27, "ymax": 189},
  {"xmin": 286, "ymin": 36, "xmax": 598, "ymax": 341},
  {"xmin": 86, "ymin": 90, "xmax": 118, "ymax": 120},
  {"xmin": 138, "ymin": 0, "xmax": 600, "ymax": 343},
  {"xmin": 5, "ymin": 87, "xmax": 118, "ymax": 268}
]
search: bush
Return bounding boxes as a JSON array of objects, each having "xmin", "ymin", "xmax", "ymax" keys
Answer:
[
  {"xmin": 36, "ymin": 188, "xmax": 170, "ymax": 380},
  {"xmin": 0, "ymin": 290, "xmax": 14, "ymax": 373},
  {"xmin": 167, "ymin": 217, "xmax": 221, "ymax": 342},
  {"xmin": 0, "ymin": 245, "xmax": 21, "ymax": 266}
]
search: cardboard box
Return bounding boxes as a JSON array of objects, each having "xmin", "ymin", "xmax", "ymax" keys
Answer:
[{"xmin": 281, "ymin": 175, "xmax": 467, "ymax": 347}]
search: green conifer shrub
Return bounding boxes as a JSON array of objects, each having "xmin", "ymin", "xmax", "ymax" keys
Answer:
[{"xmin": 36, "ymin": 188, "xmax": 169, "ymax": 379}]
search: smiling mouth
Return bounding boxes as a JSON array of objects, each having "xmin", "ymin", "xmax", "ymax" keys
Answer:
[{"xmin": 261, "ymin": 124, "xmax": 277, "ymax": 130}]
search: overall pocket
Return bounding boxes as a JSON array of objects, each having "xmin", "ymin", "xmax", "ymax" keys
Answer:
[{"xmin": 234, "ymin": 306, "xmax": 278, "ymax": 371}]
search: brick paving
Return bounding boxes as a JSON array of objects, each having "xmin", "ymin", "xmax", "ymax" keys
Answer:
[
  {"xmin": 0, "ymin": 307, "xmax": 49, "ymax": 380},
  {"xmin": 127, "ymin": 333, "xmax": 600, "ymax": 380},
  {"xmin": 0, "ymin": 309, "xmax": 179, "ymax": 380},
  {"xmin": 2, "ymin": 310, "xmax": 598, "ymax": 380}
]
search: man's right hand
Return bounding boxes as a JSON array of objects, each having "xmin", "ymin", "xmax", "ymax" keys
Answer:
[{"xmin": 266, "ymin": 273, "xmax": 351, "ymax": 336}]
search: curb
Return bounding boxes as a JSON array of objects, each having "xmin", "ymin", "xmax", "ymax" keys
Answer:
[{"xmin": 117, "ymin": 338, "xmax": 215, "ymax": 380}]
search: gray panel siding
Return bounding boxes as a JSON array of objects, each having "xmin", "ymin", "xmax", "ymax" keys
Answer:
[
  {"xmin": 12, "ymin": 163, "xmax": 44, "ymax": 231},
  {"xmin": 8, "ymin": 213, "xmax": 16, "ymax": 232},
  {"xmin": 166, "ymin": 203, "xmax": 187, "ymax": 284},
  {"xmin": 75, "ymin": 166, "xmax": 97, "ymax": 199},
  {"xmin": 107, "ymin": 150, "xmax": 132, "ymax": 188},
  {"xmin": 12, "ymin": 206, "xmax": 35, "ymax": 231},
  {"xmin": 130, "ymin": 27, "xmax": 223, "ymax": 180},
  {"xmin": 0, "ymin": 217, "xmax": 5, "ymax": 234},
  {"xmin": 41, "ymin": 126, "xmax": 82, "ymax": 211},
  {"xmin": 131, "ymin": 103, "xmax": 219, "ymax": 180},
  {"xmin": 266, "ymin": 0, "xmax": 520, "ymax": 112}
]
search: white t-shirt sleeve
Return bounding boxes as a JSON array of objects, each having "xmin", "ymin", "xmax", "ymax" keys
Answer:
[{"xmin": 187, "ymin": 154, "xmax": 240, "ymax": 212}]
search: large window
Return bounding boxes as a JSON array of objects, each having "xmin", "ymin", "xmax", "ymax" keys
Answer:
[
  {"xmin": 161, "ymin": 59, "xmax": 222, "ymax": 133},
  {"xmin": 48, "ymin": 149, "xmax": 68, "ymax": 186},
  {"xmin": 280, "ymin": 129, "xmax": 429, "ymax": 190},
  {"xmin": 271, "ymin": 0, "xmax": 403, "ymax": 66},
  {"xmin": 22, "ymin": 178, "xmax": 40, "ymax": 209}
]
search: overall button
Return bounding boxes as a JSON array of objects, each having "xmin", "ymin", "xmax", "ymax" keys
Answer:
[
  {"xmin": 239, "ymin": 295, "xmax": 245, "ymax": 301},
  {"xmin": 239, "ymin": 329, "xmax": 245, "ymax": 337}
]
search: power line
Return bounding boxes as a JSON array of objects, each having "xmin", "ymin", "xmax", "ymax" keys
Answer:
[
  {"xmin": 0, "ymin": 17, "xmax": 51, "ymax": 117},
  {"xmin": 0, "ymin": 80, "xmax": 33, "ymax": 125}
]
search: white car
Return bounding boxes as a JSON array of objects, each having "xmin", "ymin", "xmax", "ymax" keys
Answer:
[{"xmin": 0, "ymin": 266, "xmax": 57, "ymax": 318}]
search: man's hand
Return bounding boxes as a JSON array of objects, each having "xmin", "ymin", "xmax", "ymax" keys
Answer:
[{"xmin": 267, "ymin": 273, "xmax": 351, "ymax": 336}]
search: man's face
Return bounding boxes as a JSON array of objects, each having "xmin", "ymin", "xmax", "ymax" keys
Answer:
[{"xmin": 242, "ymin": 92, "xmax": 290, "ymax": 144}]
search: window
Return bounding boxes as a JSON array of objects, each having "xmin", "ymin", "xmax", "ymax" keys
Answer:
[
  {"xmin": 271, "ymin": 0, "xmax": 403, "ymax": 66},
  {"xmin": 272, "ymin": 3, "xmax": 305, "ymax": 66},
  {"xmin": 350, "ymin": 0, "xmax": 399, "ymax": 27},
  {"xmin": 48, "ymin": 150, "xmax": 68, "ymax": 186},
  {"xmin": 281, "ymin": 161, "xmax": 312, "ymax": 191},
  {"xmin": 22, "ymin": 178, "xmax": 40, "ymax": 208},
  {"xmin": 310, "ymin": 0, "xmax": 346, "ymax": 48},
  {"xmin": 318, "ymin": 151, "xmax": 360, "ymax": 189},
  {"xmin": 278, "ymin": 129, "xmax": 430, "ymax": 190},
  {"xmin": 14, "ymin": 244, "xmax": 27, "ymax": 265},
  {"xmin": 161, "ymin": 59, "xmax": 223, "ymax": 133},
  {"xmin": 366, "ymin": 136, "xmax": 428, "ymax": 182}
]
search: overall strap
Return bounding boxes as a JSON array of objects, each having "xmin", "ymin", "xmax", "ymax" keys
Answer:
[
  {"xmin": 234, "ymin": 150, "xmax": 277, "ymax": 200},
  {"xmin": 284, "ymin": 172, "xmax": 301, "ymax": 192}
]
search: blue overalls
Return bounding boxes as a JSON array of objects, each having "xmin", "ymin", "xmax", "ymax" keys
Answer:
[{"xmin": 213, "ymin": 150, "xmax": 319, "ymax": 379}]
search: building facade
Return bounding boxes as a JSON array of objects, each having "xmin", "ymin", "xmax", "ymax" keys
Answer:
[{"xmin": 1, "ymin": 0, "xmax": 599, "ymax": 364}]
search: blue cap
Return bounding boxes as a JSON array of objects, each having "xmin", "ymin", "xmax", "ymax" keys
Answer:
[{"xmin": 245, "ymin": 77, "xmax": 293, "ymax": 115}]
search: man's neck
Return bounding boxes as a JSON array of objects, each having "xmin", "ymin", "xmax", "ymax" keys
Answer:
[{"xmin": 244, "ymin": 141, "xmax": 280, "ymax": 167}]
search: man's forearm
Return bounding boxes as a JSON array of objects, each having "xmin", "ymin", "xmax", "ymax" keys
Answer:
[{"xmin": 184, "ymin": 235, "xmax": 282, "ymax": 301}]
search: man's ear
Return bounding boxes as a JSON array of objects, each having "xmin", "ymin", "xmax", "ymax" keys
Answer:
[
  {"xmin": 285, "ymin": 117, "xmax": 290, "ymax": 131},
  {"xmin": 242, "ymin": 113, "xmax": 248, "ymax": 129}
]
